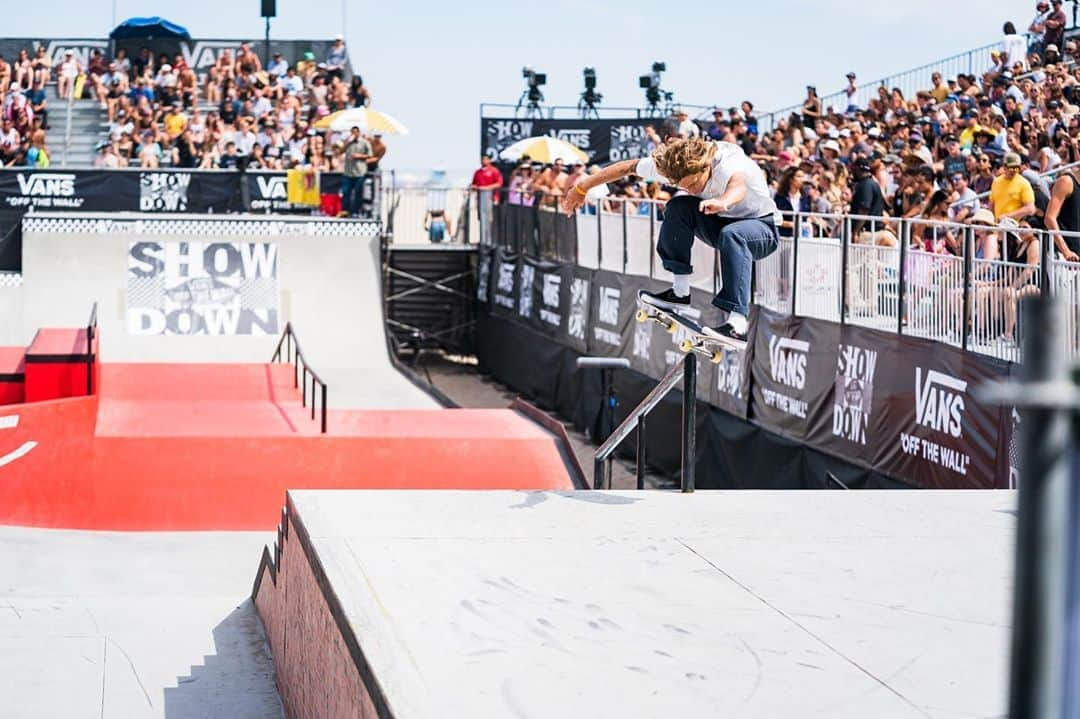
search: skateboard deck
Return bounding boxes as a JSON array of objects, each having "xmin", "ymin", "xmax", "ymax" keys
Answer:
[{"xmin": 635, "ymin": 291, "xmax": 745, "ymax": 363}]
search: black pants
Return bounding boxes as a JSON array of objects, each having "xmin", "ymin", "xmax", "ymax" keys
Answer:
[{"xmin": 656, "ymin": 195, "xmax": 779, "ymax": 315}]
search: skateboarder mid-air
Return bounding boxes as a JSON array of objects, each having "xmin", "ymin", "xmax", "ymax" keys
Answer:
[{"xmin": 561, "ymin": 136, "xmax": 780, "ymax": 341}]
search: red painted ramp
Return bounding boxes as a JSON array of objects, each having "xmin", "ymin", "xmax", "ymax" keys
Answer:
[{"xmin": 0, "ymin": 364, "xmax": 576, "ymax": 530}]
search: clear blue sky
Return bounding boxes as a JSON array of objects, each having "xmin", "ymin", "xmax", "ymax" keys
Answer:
[{"xmin": 10, "ymin": 0, "xmax": 1033, "ymax": 178}]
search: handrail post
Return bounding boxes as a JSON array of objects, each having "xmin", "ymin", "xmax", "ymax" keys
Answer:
[
  {"xmin": 635, "ymin": 417, "xmax": 646, "ymax": 490},
  {"xmin": 1040, "ymin": 230, "xmax": 1052, "ymax": 299},
  {"xmin": 681, "ymin": 353, "xmax": 697, "ymax": 493},
  {"xmin": 302, "ymin": 365, "xmax": 307, "ymax": 407},
  {"xmin": 621, "ymin": 199, "xmax": 628, "ymax": 274},
  {"xmin": 648, "ymin": 201, "xmax": 656, "ymax": 280},
  {"xmin": 593, "ymin": 456, "xmax": 606, "ymax": 490},
  {"xmin": 962, "ymin": 226, "xmax": 973, "ymax": 352},
  {"xmin": 321, "ymin": 383, "xmax": 327, "ymax": 434},
  {"xmin": 596, "ymin": 198, "xmax": 602, "ymax": 267},
  {"xmin": 791, "ymin": 213, "xmax": 801, "ymax": 316},
  {"xmin": 897, "ymin": 219, "xmax": 908, "ymax": 335},
  {"xmin": 840, "ymin": 216, "xmax": 850, "ymax": 325}
]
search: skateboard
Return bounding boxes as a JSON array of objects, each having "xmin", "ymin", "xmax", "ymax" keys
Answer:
[{"xmin": 635, "ymin": 291, "xmax": 745, "ymax": 364}]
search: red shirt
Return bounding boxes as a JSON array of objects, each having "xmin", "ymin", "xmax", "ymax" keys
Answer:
[{"xmin": 472, "ymin": 165, "xmax": 503, "ymax": 201}]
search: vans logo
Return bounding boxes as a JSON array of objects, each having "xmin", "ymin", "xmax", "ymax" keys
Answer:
[
  {"xmin": 915, "ymin": 368, "xmax": 966, "ymax": 438},
  {"xmin": 768, "ymin": 336, "xmax": 809, "ymax": 390},
  {"xmin": 256, "ymin": 176, "xmax": 288, "ymax": 200},
  {"xmin": 17, "ymin": 173, "xmax": 75, "ymax": 197},
  {"xmin": 180, "ymin": 41, "xmax": 244, "ymax": 71},
  {"xmin": 44, "ymin": 40, "xmax": 108, "ymax": 67}
]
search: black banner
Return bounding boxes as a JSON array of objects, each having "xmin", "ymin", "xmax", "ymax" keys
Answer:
[
  {"xmin": 475, "ymin": 248, "xmax": 1012, "ymax": 490},
  {"xmin": 0, "ymin": 38, "xmax": 352, "ymax": 81},
  {"xmin": 0, "ymin": 169, "xmax": 352, "ymax": 215},
  {"xmin": 481, "ymin": 117, "xmax": 660, "ymax": 168}
]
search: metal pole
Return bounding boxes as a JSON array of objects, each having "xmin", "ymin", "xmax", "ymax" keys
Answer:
[
  {"xmin": 593, "ymin": 457, "xmax": 606, "ymax": 491},
  {"xmin": 680, "ymin": 353, "xmax": 697, "ymax": 493},
  {"xmin": 635, "ymin": 417, "xmax": 646, "ymax": 490},
  {"xmin": 621, "ymin": 199, "xmax": 628, "ymax": 274},
  {"xmin": 649, "ymin": 202, "xmax": 656, "ymax": 279},
  {"xmin": 791, "ymin": 214, "xmax": 801, "ymax": 316},
  {"xmin": 321, "ymin": 384, "xmax": 327, "ymax": 434},
  {"xmin": 1007, "ymin": 297, "xmax": 1071, "ymax": 719},
  {"xmin": 840, "ymin": 216, "xmax": 850, "ymax": 325},
  {"xmin": 596, "ymin": 199, "xmax": 602, "ymax": 267},
  {"xmin": 962, "ymin": 227, "xmax": 973, "ymax": 352},
  {"xmin": 898, "ymin": 220, "xmax": 908, "ymax": 335},
  {"xmin": 264, "ymin": 17, "xmax": 271, "ymax": 69},
  {"xmin": 63, "ymin": 87, "xmax": 73, "ymax": 168},
  {"xmin": 1041, "ymin": 230, "xmax": 1052, "ymax": 299}
]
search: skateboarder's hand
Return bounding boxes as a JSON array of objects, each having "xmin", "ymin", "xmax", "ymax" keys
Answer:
[
  {"xmin": 699, "ymin": 199, "xmax": 728, "ymax": 215},
  {"xmin": 562, "ymin": 185, "xmax": 587, "ymax": 215}
]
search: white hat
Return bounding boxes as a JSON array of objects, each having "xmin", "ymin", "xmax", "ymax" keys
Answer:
[
  {"xmin": 828, "ymin": 128, "xmax": 840, "ymax": 139},
  {"xmin": 838, "ymin": 128, "xmax": 851, "ymax": 137},
  {"xmin": 335, "ymin": 33, "xmax": 344, "ymax": 41},
  {"xmin": 868, "ymin": 126, "xmax": 882, "ymax": 137},
  {"xmin": 822, "ymin": 139, "xmax": 841, "ymax": 153},
  {"xmin": 161, "ymin": 63, "xmax": 172, "ymax": 72}
]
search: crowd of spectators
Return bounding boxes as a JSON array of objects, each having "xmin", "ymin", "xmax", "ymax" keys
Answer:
[
  {"xmin": 0, "ymin": 47, "xmax": 53, "ymax": 167},
  {"xmin": 496, "ymin": 1, "xmax": 1080, "ymax": 268},
  {"xmin": 0, "ymin": 35, "xmax": 382, "ymax": 172}
]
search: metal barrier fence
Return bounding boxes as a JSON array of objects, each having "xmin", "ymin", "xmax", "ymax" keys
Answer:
[
  {"xmin": 757, "ymin": 36, "xmax": 1033, "ymax": 132},
  {"xmin": 387, "ymin": 188, "xmax": 1080, "ymax": 364}
]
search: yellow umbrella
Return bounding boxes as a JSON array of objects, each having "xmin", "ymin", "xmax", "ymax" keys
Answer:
[
  {"xmin": 499, "ymin": 136, "xmax": 588, "ymax": 164},
  {"xmin": 313, "ymin": 107, "xmax": 409, "ymax": 135}
]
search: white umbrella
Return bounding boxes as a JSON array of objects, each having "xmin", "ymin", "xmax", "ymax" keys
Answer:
[
  {"xmin": 499, "ymin": 136, "xmax": 588, "ymax": 164},
  {"xmin": 316, "ymin": 108, "xmax": 409, "ymax": 135}
]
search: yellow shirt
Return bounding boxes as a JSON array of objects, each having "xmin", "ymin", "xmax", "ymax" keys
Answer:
[
  {"xmin": 990, "ymin": 173, "xmax": 1035, "ymax": 219},
  {"xmin": 164, "ymin": 113, "xmax": 187, "ymax": 138},
  {"xmin": 930, "ymin": 85, "xmax": 949, "ymax": 104}
]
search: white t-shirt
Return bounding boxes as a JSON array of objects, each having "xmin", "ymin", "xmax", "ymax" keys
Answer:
[
  {"xmin": 634, "ymin": 141, "xmax": 779, "ymax": 220},
  {"xmin": 1002, "ymin": 34, "xmax": 1028, "ymax": 68}
]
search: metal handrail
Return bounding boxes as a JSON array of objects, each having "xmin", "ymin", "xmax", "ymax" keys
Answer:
[
  {"xmin": 590, "ymin": 354, "xmax": 698, "ymax": 492},
  {"xmin": 85, "ymin": 300, "xmax": 97, "ymax": 395},
  {"xmin": 271, "ymin": 322, "xmax": 328, "ymax": 434}
]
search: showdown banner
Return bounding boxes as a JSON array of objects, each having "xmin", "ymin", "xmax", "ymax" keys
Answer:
[
  {"xmin": 481, "ymin": 117, "xmax": 662, "ymax": 168},
  {"xmin": 126, "ymin": 240, "xmax": 279, "ymax": 336},
  {"xmin": 477, "ymin": 246, "xmax": 1012, "ymax": 489}
]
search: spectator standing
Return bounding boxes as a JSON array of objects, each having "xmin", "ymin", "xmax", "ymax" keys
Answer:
[
  {"xmin": 338, "ymin": 125, "xmax": 371, "ymax": 218},
  {"xmin": 471, "ymin": 155, "xmax": 504, "ymax": 242},
  {"xmin": 990, "ymin": 152, "xmax": 1036, "ymax": 221},
  {"xmin": 706, "ymin": 108, "xmax": 729, "ymax": 141},
  {"xmin": 844, "ymin": 72, "xmax": 858, "ymax": 113},
  {"xmin": 326, "ymin": 35, "xmax": 348, "ymax": 80},
  {"xmin": 673, "ymin": 109, "xmax": 699, "ymax": 139},
  {"xmin": 1045, "ymin": 0, "xmax": 1068, "ymax": 54},
  {"xmin": 1002, "ymin": 22, "xmax": 1028, "ymax": 71},
  {"xmin": 929, "ymin": 72, "xmax": 949, "ymax": 104},
  {"xmin": 366, "ymin": 131, "xmax": 386, "ymax": 172},
  {"xmin": 741, "ymin": 101, "xmax": 758, "ymax": 135},
  {"xmin": 1045, "ymin": 164, "xmax": 1080, "ymax": 260},
  {"xmin": 802, "ymin": 86, "xmax": 821, "ymax": 126}
]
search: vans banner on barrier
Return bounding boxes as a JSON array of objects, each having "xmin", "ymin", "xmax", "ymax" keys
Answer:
[{"xmin": 476, "ymin": 245, "xmax": 1013, "ymax": 489}]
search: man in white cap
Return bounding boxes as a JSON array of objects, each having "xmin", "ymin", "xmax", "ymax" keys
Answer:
[
  {"xmin": 326, "ymin": 34, "xmax": 348, "ymax": 81},
  {"xmin": 57, "ymin": 50, "xmax": 81, "ymax": 100}
]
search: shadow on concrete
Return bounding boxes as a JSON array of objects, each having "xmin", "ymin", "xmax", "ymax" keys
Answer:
[{"xmin": 164, "ymin": 600, "xmax": 283, "ymax": 719}]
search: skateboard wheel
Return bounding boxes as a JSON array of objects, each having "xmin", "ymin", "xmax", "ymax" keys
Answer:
[
  {"xmin": 679, "ymin": 339, "xmax": 694, "ymax": 353},
  {"xmin": 635, "ymin": 309, "xmax": 648, "ymax": 323},
  {"xmin": 711, "ymin": 352, "xmax": 724, "ymax": 364},
  {"xmin": 666, "ymin": 322, "xmax": 678, "ymax": 335}
]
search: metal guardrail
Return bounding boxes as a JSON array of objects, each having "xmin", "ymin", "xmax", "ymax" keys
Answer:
[
  {"xmin": 85, "ymin": 300, "xmax": 97, "ymax": 395},
  {"xmin": 480, "ymin": 102, "xmax": 715, "ymax": 120},
  {"xmin": 271, "ymin": 322, "xmax": 328, "ymax": 434},
  {"xmin": 586, "ymin": 354, "xmax": 698, "ymax": 492}
]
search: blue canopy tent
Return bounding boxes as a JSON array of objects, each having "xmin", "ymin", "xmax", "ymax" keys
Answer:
[{"xmin": 109, "ymin": 17, "xmax": 191, "ymax": 40}]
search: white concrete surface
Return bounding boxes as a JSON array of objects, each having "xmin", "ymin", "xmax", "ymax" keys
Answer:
[
  {"xmin": 289, "ymin": 489, "xmax": 1015, "ymax": 719},
  {"xmin": 0, "ymin": 212, "xmax": 436, "ymax": 409},
  {"xmin": 0, "ymin": 527, "xmax": 283, "ymax": 719}
]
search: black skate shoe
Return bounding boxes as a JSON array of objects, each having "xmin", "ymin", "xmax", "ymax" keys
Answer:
[
  {"xmin": 703, "ymin": 323, "xmax": 748, "ymax": 343},
  {"xmin": 638, "ymin": 288, "xmax": 692, "ymax": 311}
]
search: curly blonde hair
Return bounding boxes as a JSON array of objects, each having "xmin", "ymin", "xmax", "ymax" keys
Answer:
[{"xmin": 652, "ymin": 137, "xmax": 717, "ymax": 183}]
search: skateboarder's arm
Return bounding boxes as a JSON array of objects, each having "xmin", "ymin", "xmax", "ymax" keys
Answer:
[
  {"xmin": 561, "ymin": 159, "xmax": 638, "ymax": 214},
  {"xmin": 700, "ymin": 172, "xmax": 748, "ymax": 215}
]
